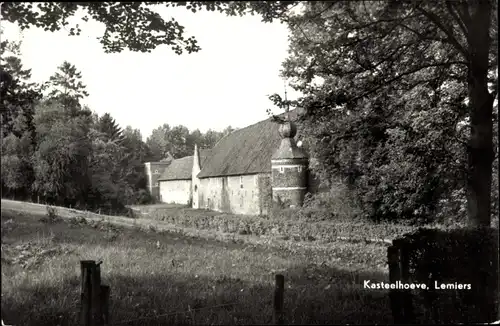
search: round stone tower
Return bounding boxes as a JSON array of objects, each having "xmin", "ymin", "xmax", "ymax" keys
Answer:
[{"xmin": 271, "ymin": 119, "xmax": 308, "ymax": 208}]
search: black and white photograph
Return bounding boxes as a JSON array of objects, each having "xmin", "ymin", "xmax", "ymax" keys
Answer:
[{"xmin": 0, "ymin": 1, "xmax": 498, "ymax": 325}]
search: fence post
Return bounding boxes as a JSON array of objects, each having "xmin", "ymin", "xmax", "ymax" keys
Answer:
[
  {"xmin": 273, "ymin": 274, "xmax": 285, "ymax": 325},
  {"xmin": 80, "ymin": 260, "xmax": 105, "ymax": 326},
  {"xmin": 388, "ymin": 245, "xmax": 404, "ymax": 323},
  {"xmin": 100, "ymin": 285, "xmax": 110, "ymax": 325},
  {"xmin": 399, "ymin": 242, "xmax": 415, "ymax": 323},
  {"xmin": 92, "ymin": 262, "xmax": 103, "ymax": 326},
  {"xmin": 80, "ymin": 260, "xmax": 95, "ymax": 326}
]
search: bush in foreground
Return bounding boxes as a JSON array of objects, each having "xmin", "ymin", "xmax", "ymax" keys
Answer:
[{"xmin": 396, "ymin": 227, "xmax": 499, "ymax": 324}]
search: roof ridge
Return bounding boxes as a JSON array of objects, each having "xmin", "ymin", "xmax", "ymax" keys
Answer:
[
  {"xmin": 213, "ymin": 109, "xmax": 294, "ymax": 143},
  {"xmin": 197, "ymin": 109, "xmax": 301, "ymax": 178}
]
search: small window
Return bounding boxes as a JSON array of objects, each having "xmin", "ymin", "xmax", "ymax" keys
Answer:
[
  {"xmin": 240, "ymin": 176, "xmax": 243, "ymax": 188},
  {"xmin": 194, "ymin": 185, "xmax": 198, "ymax": 192},
  {"xmin": 279, "ymin": 166, "xmax": 284, "ymax": 173},
  {"xmin": 154, "ymin": 169, "xmax": 159, "ymax": 174},
  {"xmin": 298, "ymin": 166, "xmax": 302, "ymax": 172}
]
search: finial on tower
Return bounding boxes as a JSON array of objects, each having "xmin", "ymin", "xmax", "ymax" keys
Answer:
[{"xmin": 284, "ymin": 78, "xmax": 291, "ymax": 122}]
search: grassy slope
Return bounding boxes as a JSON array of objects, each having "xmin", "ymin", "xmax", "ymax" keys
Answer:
[{"xmin": 1, "ymin": 209, "xmax": 392, "ymax": 326}]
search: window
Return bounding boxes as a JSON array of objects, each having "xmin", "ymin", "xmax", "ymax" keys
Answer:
[
  {"xmin": 154, "ymin": 169, "xmax": 159, "ymax": 174},
  {"xmin": 194, "ymin": 185, "xmax": 198, "ymax": 192},
  {"xmin": 298, "ymin": 166, "xmax": 302, "ymax": 172},
  {"xmin": 279, "ymin": 166, "xmax": 284, "ymax": 173},
  {"xmin": 240, "ymin": 176, "xmax": 243, "ymax": 188}
]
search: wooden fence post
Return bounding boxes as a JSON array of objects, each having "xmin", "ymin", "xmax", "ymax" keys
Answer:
[
  {"xmin": 92, "ymin": 262, "xmax": 103, "ymax": 326},
  {"xmin": 400, "ymin": 243, "xmax": 415, "ymax": 323},
  {"xmin": 273, "ymin": 274, "xmax": 285, "ymax": 325},
  {"xmin": 100, "ymin": 285, "xmax": 110, "ymax": 325},
  {"xmin": 388, "ymin": 245, "xmax": 404, "ymax": 324},
  {"xmin": 80, "ymin": 260, "xmax": 94, "ymax": 326},
  {"xmin": 80, "ymin": 260, "xmax": 105, "ymax": 326}
]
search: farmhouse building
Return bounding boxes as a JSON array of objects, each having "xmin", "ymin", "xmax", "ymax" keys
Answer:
[
  {"xmin": 145, "ymin": 111, "xmax": 318, "ymax": 215},
  {"xmin": 144, "ymin": 152, "xmax": 174, "ymax": 200}
]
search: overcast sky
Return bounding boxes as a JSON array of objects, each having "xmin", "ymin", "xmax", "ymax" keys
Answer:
[{"xmin": 1, "ymin": 6, "xmax": 301, "ymax": 140}]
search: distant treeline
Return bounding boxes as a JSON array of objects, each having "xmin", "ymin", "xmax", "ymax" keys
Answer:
[{"xmin": 1, "ymin": 39, "xmax": 231, "ymax": 213}]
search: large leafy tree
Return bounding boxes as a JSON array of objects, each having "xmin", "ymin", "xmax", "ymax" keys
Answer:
[
  {"xmin": 121, "ymin": 126, "xmax": 152, "ymax": 189},
  {"xmin": 0, "ymin": 2, "xmax": 292, "ymax": 54},
  {"xmin": 271, "ymin": 1, "xmax": 496, "ymax": 228},
  {"xmin": 146, "ymin": 123, "xmax": 173, "ymax": 161},
  {"xmin": 32, "ymin": 62, "xmax": 93, "ymax": 206},
  {"xmin": 147, "ymin": 123, "xmax": 232, "ymax": 160},
  {"xmin": 202, "ymin": 129, "xmax": 225, "ymax": 149},
  {"xmin": 88, "ymin": 136, "xmax": 133, "ymax": 209},
  {"xmin": 1, "ymin": 38, "xmax": 41, "ymax": 136},
  {"xmin": 0, "ymin": 38, "xmax": 41, "ymax": 199}
]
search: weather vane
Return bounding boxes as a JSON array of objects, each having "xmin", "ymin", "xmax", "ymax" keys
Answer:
[{"xmin": 284, "ymin": 79, "xmax": 291, "ymax": 122}]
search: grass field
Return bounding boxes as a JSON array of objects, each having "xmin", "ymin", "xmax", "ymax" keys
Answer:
[{"xmin": 1, "ymin": 208, "xmax": 393, "ymax": 326}]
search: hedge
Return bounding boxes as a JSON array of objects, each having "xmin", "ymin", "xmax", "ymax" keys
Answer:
[
  {"xmin": 146, "ymin": 207, "xmax": 416, "ymax": 244},
  {"xmin": 395, "ymin": 227, "xmax": 499, "ymax": 324}
]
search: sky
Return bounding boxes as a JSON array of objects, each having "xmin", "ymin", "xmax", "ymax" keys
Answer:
[{"xmin": 1, "ymin": 5, "xmax": 301, "ymax": 140}]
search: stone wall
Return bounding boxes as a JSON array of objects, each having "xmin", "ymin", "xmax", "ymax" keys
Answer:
[
  {"xmin": 159, "ymin": 179, "xmax": 192, "ymax": 205},
  {"xmin": 198, "ymin": 174, "xmax": 262, "ymax": 215}
]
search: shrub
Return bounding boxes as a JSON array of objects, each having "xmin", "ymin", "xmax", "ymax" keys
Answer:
[
  {"xmin": 395, "ymin": 227, "xmax": 499, "ymax": 324},
  {"xmin": 135, "ymin": 189, "xmax": 154, "ymax": 205},
  {"xmin": 40, "ymin": 206, "xmax": 62, "ymax": 223},
  {"xmin": 302, "ymin": 184, "xmax": 362, "ymax": 221},
  {"xmin": 149, "ymin": 208, "xmax": 414, "ymax": 243}
]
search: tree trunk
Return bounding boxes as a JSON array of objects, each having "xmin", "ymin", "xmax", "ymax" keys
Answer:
[{"xmin": 466, "ymin": 0, "xmax": 494, "ymax": 228}]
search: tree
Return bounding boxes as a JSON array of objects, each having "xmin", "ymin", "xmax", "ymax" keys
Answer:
[
  {"xmin": 168, "ymin": 125, "xmax": 191, "ymax": 158},
  {"xmin": 32, "ymin": 103, "xmax": 93, "ymax": 205},
  {"xmin": 1, "ymin": 2, "xmax": 293, "ymax": 54},
  {"xmin": 45, "ymin": 61, "xmax": 89, "ymax": 113},
  {"xmin": 88, "ymin": 137, "xmax": 134, "ymax": 210},
  {"xmin": 187, "ymin": 128, "xmax": 203, "ymax": 151},
  {"xmin": 268, "ymin": 1, "xmax": 497, "ymax": 228},
  {"xmin": 202, "ymin": 129, "xmax": 223, "ymax": 149},
  {"xmin": 146, "ymin": 123, "xmax": 172, "ymax": 161},
  {"xmin": 1, "ymin": 131, "xmax": 34, "ymax": 198},
  {"xmin": 0, "ymin": 38, "xmax": 41, "ymax": 199},
  {"xmin": 222, "ymin": 125, "xmax": 235, "ymax": 137},
  {"xmin": 1, "ymin": 38, "xmax": 41, "ymax": 137},
  {"xmin": 121, "ymin": 126, "xmax": 153, "ymax": 196},
  {"xmin": 95, "ymin": 112, "xmax": 124, "ymax": 143},
  {"xmin": 32, "ymin": 63, "xmax": 93, "ymax": 206}
]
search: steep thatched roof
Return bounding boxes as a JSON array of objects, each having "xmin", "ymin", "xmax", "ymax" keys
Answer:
[
  {"xmin": 199, "ymin": 149, "xmax": 212, "ymax": 167},
  {"xmin": 158, "ymin": 156, "xmax": 193, "ymax": 181},
  {"xmin": 197, "ymin": 110, "xmax": 302, "ymax": 178}
]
